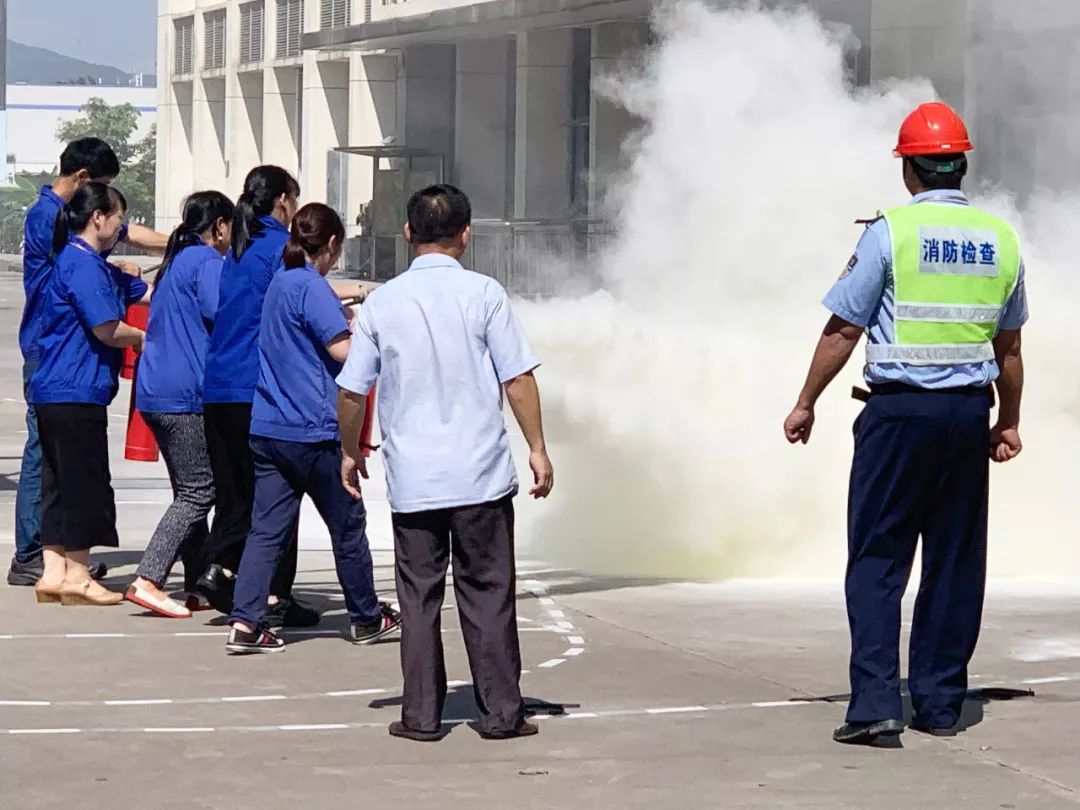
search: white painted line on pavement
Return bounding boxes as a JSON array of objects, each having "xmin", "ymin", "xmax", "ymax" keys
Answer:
[
  {"xmin": 567, "ymin": 636, "xmax": 585, "ymax": 646},
  {"xmin": 0, "ymin": 700, "xmax": 51, "ymax": 707},
  {"xmin": 324, "ymin": 689, "xmax": 387, "ymax": 697},
  {"xmin": 538, "ymin": 659, "xmax": 565, "ymax": 669},
  {"xmin": 563, "ymin": 648, "xmax": 584, "ymax": 657},
  {"xmin": 646, "ymin": 706, "xmax": 707, "ymax": 715},
  {"xmin": 0, "ymin": 699, "xmax": 822, "ymax": 737},
  {"xmin": 105, "ymin": 699, "xmax": 173, "ymax": 706},
  {"xmin": 220, "ymin": 695, "xmax": 287, "ymax": 703}
]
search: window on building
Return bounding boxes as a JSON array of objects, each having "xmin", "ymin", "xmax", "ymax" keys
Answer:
[
  {"xmin": 276, "ymin": 0, "xmax": 304, "ymax": 58},
  {"xmin": 240, "ymin": 2, "xmax": 265, "ymax": 64},
  {"xmin": 320, "ymin": 0, "xmax": 350, "ymax": 29},
  {"xmin": 204, "ymin": 9, "xmax": 227, "ymax": 70},
  {"xmin": 174, "ymin": 17, "xmax": 194, "ymax": 75},
  {"xmin": 364, "ymin": 0, "xmax": 372, "ymax": 23}
]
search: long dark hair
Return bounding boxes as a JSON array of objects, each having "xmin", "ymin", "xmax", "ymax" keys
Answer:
[
  {"xmin": 231, "ymin": 165, "xmax": 299, "ymax": 261},
  {"xmin": 157, "ymin": 191, "xmax": 235, "ymax": 286},
  {"xmin": 51, "ymin": 181, "xmax": 127, "ymax": 256},
  {"xmin": 282, "ymin": 203, "xmax": 345, "ymax": 270}
]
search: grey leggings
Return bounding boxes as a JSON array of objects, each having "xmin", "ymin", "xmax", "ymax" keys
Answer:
[{"xmin": 137, "ymin": 412, "xmax": 215, "ymax": 587}]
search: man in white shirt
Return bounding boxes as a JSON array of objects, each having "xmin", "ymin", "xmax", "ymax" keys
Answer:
[{"xmin": 337, "ymin": 184, "xmax": 554, "ymax": 742}]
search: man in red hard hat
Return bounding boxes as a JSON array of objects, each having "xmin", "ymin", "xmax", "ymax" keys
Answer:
[{"xmin": 784, "ymin": 102, "xmax": 1029, "ymax": 745}]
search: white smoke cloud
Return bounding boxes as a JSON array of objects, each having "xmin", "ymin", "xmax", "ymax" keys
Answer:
[{"xmin": 514, "ymin": 2, "xmax": 1079, "ymax": 579}]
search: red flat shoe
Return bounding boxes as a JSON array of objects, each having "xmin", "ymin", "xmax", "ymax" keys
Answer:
[{"xmin": 126, "ymin": 585, "xmax": 192, "ymax": 618}]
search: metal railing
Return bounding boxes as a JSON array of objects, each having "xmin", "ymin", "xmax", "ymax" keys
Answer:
[{"xmin": 341, "ymin": 218, "xmax": 613, "ymax": 298}]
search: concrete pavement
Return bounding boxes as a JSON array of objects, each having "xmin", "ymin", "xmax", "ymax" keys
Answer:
[{"xmin": 0, "ymin": 274, "xmax": 1078, "ymax": 808}]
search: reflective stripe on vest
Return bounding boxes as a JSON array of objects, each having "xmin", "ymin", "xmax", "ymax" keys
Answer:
[{"xmin": 869, "ymin": 202, "xmax": 1021, "ymax": 366}]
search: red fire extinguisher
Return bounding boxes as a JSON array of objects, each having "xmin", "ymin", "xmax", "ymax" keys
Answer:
[
  {"xmin": 121, "ymin": 302, "xmax": 149, "ymax": 381},
  {"xmin": 122, "ymin": 302, "xmax": 159, "ymax": 462},
  {"xmin": 359, "ymin": 385, "xmax": 377, "ymax": 458}
]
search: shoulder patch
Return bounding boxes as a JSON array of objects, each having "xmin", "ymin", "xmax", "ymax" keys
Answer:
[{"xmin": 839, "ymin": 253, "xmax": 858, "ymax": 280}]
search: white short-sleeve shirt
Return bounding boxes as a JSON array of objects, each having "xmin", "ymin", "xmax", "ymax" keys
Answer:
[{"xmin": 337, "ymin": 253, "xmax": 539, "ymax": 513}]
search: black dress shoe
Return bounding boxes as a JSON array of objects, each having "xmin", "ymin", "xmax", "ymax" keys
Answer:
[
  {"xmin": 833, "ymin": 719, "xmax": 905, "ymax": 745},
  {"xmin": 478, "ymin": 720, "xmax": 540, "ymax": 741},
  {"xmin": 911, "ymin": 722, "xmax": 959, "ymax": 737},
  {"xmin": 195, "ymin": 564, "xmax": 236, "ymax": 614},
  {"xmin": 7, "ymin": 557, "xmax": 106, "ymax": 586},
  {"xmin": 388, "ymin": 721, "xmax": 447, "ymax": 742},
  {"xmin": 265, "ymin": 597, "xmax": 320, "ymax": 628}
]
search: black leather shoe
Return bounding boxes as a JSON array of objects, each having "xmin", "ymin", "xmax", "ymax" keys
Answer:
[
  {"xmin": 7, "ymin": 557, "xmax": 105, "ymax": 586},
  {"xmin": 911, "ymin": 721, "xmax": 959, "ymax": 737},
  {"xmin": 195, "ymin": 564, "xmax": 236, "ymax": 614},
  {"xmin": 833, "ymin": 719, "xmax": 905, "ymax": 745},
  {"xmin": 479, "ymin": 720, "xmax": 540, "ymax": 741},
  {"xmin": 265, "ymin": 597, "xmax": 320, "ymax": 628}
]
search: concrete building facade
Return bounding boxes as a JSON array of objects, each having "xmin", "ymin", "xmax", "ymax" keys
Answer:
[
  {"xmin": 5, "ymin": 85, "xmax": 156, "ymax": 178},
  {"xmin": 155, "ymin": 0, "xmax": 1074, "ymax": 277}
]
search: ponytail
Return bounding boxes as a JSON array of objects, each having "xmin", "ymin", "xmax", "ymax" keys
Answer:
[
  {"xmin": 158, "ymin": 191, "xmax": 235, "ymax": 286},
  {"xmin": 230, "ymin": 165, "xmax": 300, "ymax": 261},
  {"xmin": 52, "ymin": 182, "xmax": 126, "ymax": 256},
  {"xmin": 283, "ymin": 203, "xmax": 345, "ymax": 270}
]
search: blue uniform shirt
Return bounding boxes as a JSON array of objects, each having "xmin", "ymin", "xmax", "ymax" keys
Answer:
[
  {"xmin": 250, "ymin": 265, "xmax": 349, "ymax": 443},
  {"xmin": 336, "ymin": 254, "xmax": 540, "ymax": 513},
  {"xmin": 823, "ymin": 189, "xmax": 1030, "ymax": 389},
  {"xmin": 203, "ymin": 216, "xmax": 289, "ymax": 404},
  {"xmin": 29, "ymin": 237, "xmax": 148, "ymax": 406},
  {"xmin": 136, "ymin": 243, "xmax": 224, "ymax": 414},
  {"xmin": 20, "ymin": 186, "xmax": 130, "ymax": 362}
]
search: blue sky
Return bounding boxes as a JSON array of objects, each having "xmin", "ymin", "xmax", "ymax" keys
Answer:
[{"xmin": 8, "ymin": 0, "xmax": 158, "ymax": 74}]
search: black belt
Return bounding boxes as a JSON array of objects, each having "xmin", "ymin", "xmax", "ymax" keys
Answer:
[{"xmin": 852, "ymin": 383, "xmax": 995, "ymax": 406}]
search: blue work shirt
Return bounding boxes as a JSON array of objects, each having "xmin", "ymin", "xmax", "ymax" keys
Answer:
[
  {"xmin": 20, "ymin": 185, "xmax": 130, "ymax": 362},
  {"xmin": 29, "ymin": 237, "xmax": 148, "ymax": 406},
  {"xmin": 250, "ymin": 265, "xmax": 349, "ymax": 443},
  {"xmin": 136, "ymin": 242, "xmax": 224, "ymax": 414},
  {"xmin": 823, "ymin": 189, "xmax": 1029, "ymax": 389},
  {"xmin": 336, "ymin": 254, "xmax": 540, "ymax": 514},
  {"xmin": 203, "ymin": 216, "xmax": 289, "ymax": 404}
]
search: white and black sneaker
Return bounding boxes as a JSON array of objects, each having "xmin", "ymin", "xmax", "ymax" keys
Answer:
[
  {"xmin": 350, "ymin": 603, "xmax": 402, "ymax": 645},
  {"xmin": 226, "ymin": 625, "xmax": 286, "ymax": 655}
]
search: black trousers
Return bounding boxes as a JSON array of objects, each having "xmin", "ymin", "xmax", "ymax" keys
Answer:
[
  {"xmin": 392, "ymin": 496, "xmax": 524, "ymax": 735},
  {"xmin": 203, "ymin": 403, "xmax": 296, "ymax": 597},
  {"xmin": 846, "ymin": 387, "xmax": 991, "ymax": 728}
]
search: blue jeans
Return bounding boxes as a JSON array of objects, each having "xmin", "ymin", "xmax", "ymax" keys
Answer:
[
  {"xmin": 14, "ymin": 360, "xmax": 43, "ymax": 563},
  {"xmin": 229, "ymin": 437, "xmax": 380, "ymax": 629}
]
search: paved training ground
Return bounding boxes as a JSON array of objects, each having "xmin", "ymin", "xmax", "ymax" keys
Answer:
[{"xmin": 0, "ymin": 274, "xmax": 1078, "ymax": 808}]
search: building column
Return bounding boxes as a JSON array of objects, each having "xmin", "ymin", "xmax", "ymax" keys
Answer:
[
  {"xmin": 346, "ymin": 52, "xmax": 401, "ymax": 234},
  {"xmin": 300, "ymin": 55, "xmax": 350, "ymax": 208},
  {"xmin": 455, "ymin": 37, "xmax": 514, "ymax": 219},
  {"xmin": 404, "ymin": 44, "xmax": 456, "ymax": 160},
  {"xmin": 589, "ymin": 20, "xmax": 649, "ymax": 215},
  {"xmin": 192, "ymin": 77, "xmax": 227, "ymax": 196},
  {"xmin": 262, "ymin": 66, "xmax": 302, "ymax": 178},
  {"xmin": 225, "ymin": 8, "xmax": 263, "ymax": 198},
  {"xmin": 155, "ymin": 9, "xmax": 193, "ymax": 231},
  {"xmin": 514, "ymin": 29, "xmax": 574, "ymax": 219}
]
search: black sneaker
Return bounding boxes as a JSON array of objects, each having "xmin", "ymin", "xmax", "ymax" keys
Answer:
[
  {"xmin": 350, "ymin": 603, "xmax": 402, "ymax": 645},
  {"xmin": 265, "ymin": 597, "xmax": 320, "ymax": 629},
  {"xmin": 225, "ymin": 625, "xmax": 285, "ymax": 655},
  {"xmin": 7, "ymin": 556, "xmax": 106, "ymax": 586},
  {"xmin": 195, "ymin": 564, "xmax": 236, "ymax": 614}
]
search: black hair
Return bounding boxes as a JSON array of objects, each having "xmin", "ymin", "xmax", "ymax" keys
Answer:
[
  {"xmin": 51, "ymin": 181, "xmax": 127, "ymax": 255},
  {"xmin": 283, "ymin": 203, "xmax": 345, "ymax": 270},
  {"xmin": 906, "ymin": 154, "xmax": 968, "ymax": 191},
  {"xmin": 405, "ymin": 184, "xmax": 472, "ymax": 245},
  {"xmin": 231, "ymin": 165, "xmax": 300, "ymax": 261},
  {"xmin": 59, "ymin": 137, "xmax": 121, "ymax": 180},
  {"xmin": 157, "ymin": 191, "xmax": 236, "ymax": 286}
]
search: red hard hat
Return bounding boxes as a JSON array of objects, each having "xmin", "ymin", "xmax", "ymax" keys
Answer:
[{"xmin": 893, "ymin": 102, "xmax": 973, "ymax": 157}]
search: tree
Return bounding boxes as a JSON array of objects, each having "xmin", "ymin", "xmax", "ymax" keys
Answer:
[
  {"xmin": 56, "ymin": 98, "xmax": 156, "ymax": 223},
  {"xmin": 0, "ymin": 171, "xmax": 54, "ymax": 253}
]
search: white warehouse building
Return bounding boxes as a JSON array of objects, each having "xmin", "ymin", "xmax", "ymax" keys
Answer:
[{"xmin": 156, "ymin": 0, "xmax": 1080, "ymax": 284}]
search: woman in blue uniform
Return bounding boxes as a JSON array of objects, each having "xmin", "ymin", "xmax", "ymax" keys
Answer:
[
  {"xmin": 127, "ymin": 191, "xmax": 235, "ymax": 618},
  {"xmin": 226, "ymin": 203, "xmax": 399, "ymax": 653},
  {"xmin": 197, "ymin": 166, "xmax": 312, "ymax": 624},
  {"xmin": 30, "ymin": 182, "xmax": 149, "ymax": 606}
]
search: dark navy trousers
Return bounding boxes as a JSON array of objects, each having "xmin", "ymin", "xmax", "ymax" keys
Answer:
[
  {"xmin": 845, "ymin": 386, "xmax": 991, "ymax": 728},
  {"xmin": 230, "ymin": 436, "xmax": 381, "ymax": 629}
]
